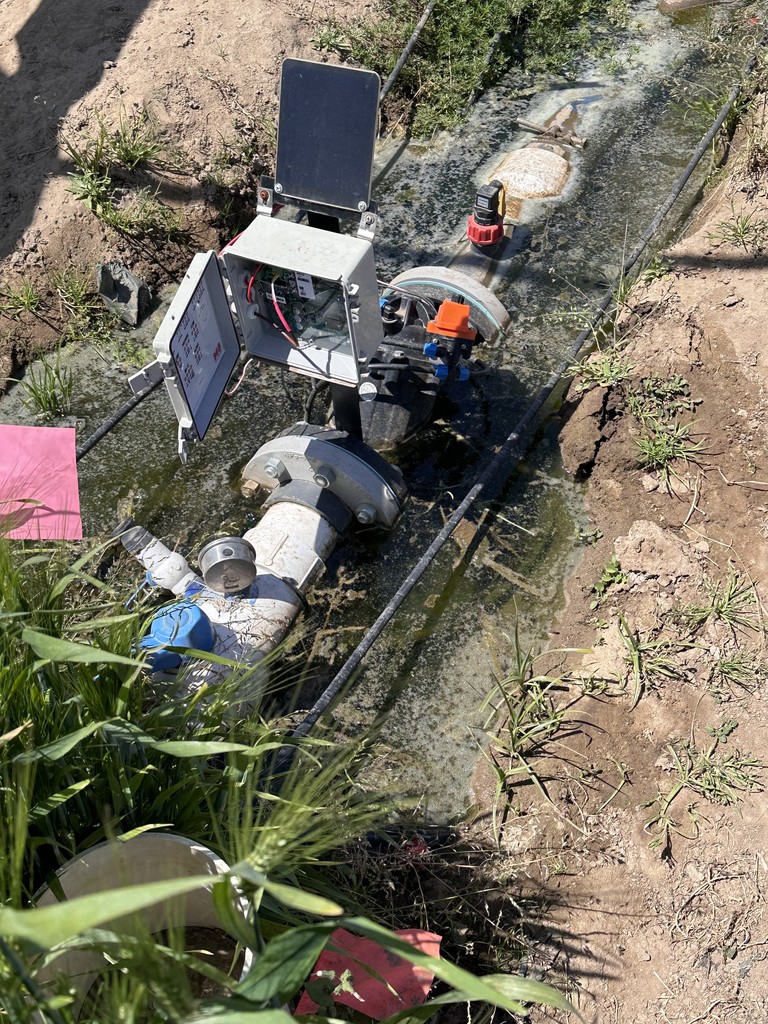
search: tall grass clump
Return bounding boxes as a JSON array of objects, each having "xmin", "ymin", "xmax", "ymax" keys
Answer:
[
  {"xmin": 316, "ymin": 0, "xmax": 627, "ymax": 135},
  {"xmin": 0, "ymin": 539, "xmax": 576, "ymax": 1022}
]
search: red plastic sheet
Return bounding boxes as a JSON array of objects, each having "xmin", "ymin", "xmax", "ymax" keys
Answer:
[
  {"xmin": 296, "ymin": 927, "xmax": 441, "ymax": 1020},
  {"xmin": 0, "ymin": 425, "xmax": 82, "ymax": 540}
]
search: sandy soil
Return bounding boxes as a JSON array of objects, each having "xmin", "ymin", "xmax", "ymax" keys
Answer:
[
  {"xmin": 0, "ymin": 0, "xmax": 372, "ymax": 380},
  {"xmin": 508, "ymin": 95, "xmax": 768, "ymax": 1023}
]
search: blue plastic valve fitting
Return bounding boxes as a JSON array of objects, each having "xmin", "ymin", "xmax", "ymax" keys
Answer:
[
  {"xmin": 434, "ymin": 365, "xmax": 450, "ymax": 380},
  {"xmin": 423, "ymin": 341, "xmax": 440, "ymax": 359},
  {"xmin": 138, "ymin": 599, "xmax": 216, "ymax": 672}
]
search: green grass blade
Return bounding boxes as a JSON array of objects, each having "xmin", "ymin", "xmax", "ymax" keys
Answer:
[
  {"xmin": 234, "ymin": 923, "xmax": 335, "ymax": 1004},
  {"xmin": 22, "ymin": 628, "xmax": 143, "ymax": 668},
  {"xmin": 0, "ymin": 875, "xmax": 229, "ymax": 951}
]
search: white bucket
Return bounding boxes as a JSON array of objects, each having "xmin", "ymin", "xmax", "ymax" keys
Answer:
[{"xmin": 33, "ymin": 833, "xmax": 253, "ymax": 1018}]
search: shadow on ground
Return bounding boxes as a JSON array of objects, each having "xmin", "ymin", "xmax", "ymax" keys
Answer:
[{"xmin": 0, "ymin": 0, "xmax": 153, "ymax": 266}]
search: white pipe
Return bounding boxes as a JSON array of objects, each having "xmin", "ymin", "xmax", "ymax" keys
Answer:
[
  {"xmin": 121, "ymin": 507, "xmax": 339, "ymax": 705},
  {"xmin": 244, "ymin": 503, "xmax": 338, "ymax": 590}
]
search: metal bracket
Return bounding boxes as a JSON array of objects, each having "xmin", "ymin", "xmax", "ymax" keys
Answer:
[
  {"xmin": 177, "ymin": 421, "xmax": 194, "ymax": 465},
  {"xmin": 357, "ymin": 202, "xmax": 378, "ymax": 241},
  {"xmin": 257, "ymin": 176, "xmax": 275, "ymax": 216},
  {"xmin": 128, "ymin": 359, "xmax": 164, "ymax": 396}
]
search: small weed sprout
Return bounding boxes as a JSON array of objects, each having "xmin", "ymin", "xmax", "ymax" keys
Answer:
[
  {"xmin": 481, "ymin": 626, "xmax": 593, "ymax": 838},
  {"xmin": 311, "ymin": 26, "xmax": 352, "ymax": 56},
  {"xmin": 61, "ymin": 108, "xmax": 180, "ymax": 238},
  {"xmin": 626, "ymin": 374, "xmax": 697, "ymax": 423},
  {"xmin": 482, "ymin": 655, "xmax": 565, "ymax": 809},
  {"xmin": 744, "ymin": 133, "xmax": 768, "ymax": 180},
  {"xmin": 634, "ymin": 418, "xmax": 707, "ymax": 481},
  {"xmin": 641, "ymin": 254, "xmax": 672, "ymax": 282},
  {"xmin": 0, "ymin": 280, "xmax": 42, "ymax": 320},
  {"xmin": 60, "ymin": 120, "xmax": 112, "ymax": 177},
  {"xmin": 618, "ymin": 612, "xmax": 694, "ymax": 710},
  {"xmin": 51, "ymin": 268, "xmax": 120, "ymax": 350},
  {"xmin": 645, "ymin": 719, "xmax": 763, "ymax": 854},
  {"xmin": 677, "ymin": 87, "xmax": 745, "ymax": 154},
  {"xmin": 66, "ymin": 166, "xmax": 113, "ymax": 216},
  {"xmin": 606, "ymin": 0, "xmax": 630, "ymax": 27},
  {"xmin": 682, "ymin": 570, "xmax": 758, "ymax": 631},
  {"xmin": 9, "ymin": 349, "xmax": 73, "ymax": 418},
  {"xmin": 709, "ymin": 653, "xmax": 762, "ymax": 703},
  {"xmin": 110, "ymin": 107, "xmax": 163, "ymax": 170},
  {"xmin": 707, "ymin": 200, "xmax": 766, "ymax": 253},
  {"xmin": 590, "ymin": 554, "xmax": 626, "ymax": 609},
  {"xmin": 107, "ymin": 188, "xmax": 185, "ymax": 241},
  {"xmin": 568, "ymin": 348, "xmax": 634, "ymax": 393}
]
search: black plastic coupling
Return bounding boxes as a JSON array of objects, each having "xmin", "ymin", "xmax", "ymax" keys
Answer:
[{"xmin": 263, "ymin": 480, "xmax": 353, "ymax": 536}]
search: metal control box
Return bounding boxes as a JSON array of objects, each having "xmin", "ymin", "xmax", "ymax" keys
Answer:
[{"xmin": 222, "ymin": 217, "xmax": 382, "ymax": 386}]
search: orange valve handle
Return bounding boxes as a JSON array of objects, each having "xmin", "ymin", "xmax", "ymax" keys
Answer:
[{"xmin": 426, "ymin": 300, "xmax": 477, "ymax": 342}]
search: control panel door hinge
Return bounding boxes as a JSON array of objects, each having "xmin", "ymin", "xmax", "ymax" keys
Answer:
[{"xmin": 128, "ymin": 359, "xmax": 164, "ymax": 396}]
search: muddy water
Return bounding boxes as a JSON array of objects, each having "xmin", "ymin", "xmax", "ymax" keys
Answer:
[{"xmin": 1, "ymin": 1, "xmax": 753, "ymax": 818}]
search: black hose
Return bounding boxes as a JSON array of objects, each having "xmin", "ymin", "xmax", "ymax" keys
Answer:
[
  {"xmin": 76, "ymin": 377, "xmax": 163, "ymax": 463},
  {"xmin": 287, "ymin": 49, "xmax": 761, "ymax": 744},
  {"xmin": 379, "ymin": 0, "xmax": 438, "ymax": 103},
  {"xmin": 368, "ymin": 361, "xmax": 430, "ymax": 372},
  {"xmin": 304, "ymin": 378, "xmax": 329, "ymax": 422}
]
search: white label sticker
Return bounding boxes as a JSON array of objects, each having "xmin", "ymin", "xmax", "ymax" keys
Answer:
[{"xmin": 294, "ymin": 271, "xmax": 316, "ymax": 299}]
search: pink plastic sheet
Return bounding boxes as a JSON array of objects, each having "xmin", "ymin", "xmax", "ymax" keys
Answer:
[
  {"xmin": 0, "ymin": 425, "xmax": 82, "ymax": 540},
  {"xmin": 296, "ymin": 927, "xmax": 442, "ymax": 1020}
]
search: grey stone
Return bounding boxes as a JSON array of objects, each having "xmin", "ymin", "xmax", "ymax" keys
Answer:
[{"xmin": 96, "ymin": 261, "xmax": 152, "ymax": 327}]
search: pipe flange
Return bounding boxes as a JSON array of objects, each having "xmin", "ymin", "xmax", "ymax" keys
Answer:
[{"xmin": 242, "ymin": 422, "xmax": 407, "ymax": 528}]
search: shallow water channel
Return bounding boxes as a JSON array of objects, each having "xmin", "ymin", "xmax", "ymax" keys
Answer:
[{"xmin": 2, "ymin": 1, "xmax": 753, "ymax": 819}]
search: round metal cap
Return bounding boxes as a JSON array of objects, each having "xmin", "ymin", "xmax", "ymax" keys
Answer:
[{"xmin": 198, "ymin": 536, "xmax": 257, "ymax": 595}]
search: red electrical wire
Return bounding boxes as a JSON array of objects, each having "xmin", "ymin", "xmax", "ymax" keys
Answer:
[
  {"xmin": 218, "ymin": 231, "xmax": 244, "ymax": 257},
  {"xmin": 271, "ymin": 274, "xmax": 299, "ymax": 347},
  {"xmin": 246, "ymin": 263, "xmax": 264, "ymax": 303}
]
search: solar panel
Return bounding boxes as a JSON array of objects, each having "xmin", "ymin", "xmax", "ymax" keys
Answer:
[{"xmin": 275, "ymin": 58, "xmax": 380, "ymax": 213}]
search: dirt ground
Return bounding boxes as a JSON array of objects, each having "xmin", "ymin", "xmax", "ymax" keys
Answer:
[
  {"xmin": 506, "ymin": 95, "xmax": 768, "ymax": 1023},
  {"xmin": 0, "ymin": 0, "xmax": 371, "ymax": 380}
]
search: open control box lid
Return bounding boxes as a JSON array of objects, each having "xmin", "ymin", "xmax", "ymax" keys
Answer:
[{"xmin": 150, "ymin": 251, "xmax": 241, "ymax": 462}]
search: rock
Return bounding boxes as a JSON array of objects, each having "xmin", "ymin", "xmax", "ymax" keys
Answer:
[
  {"xmin": 614, "ymin": 520, "xmax": 698, "ymax": 581},
  {"xmin": 493, "ymin": 146, "xmax": 570, "ymax": 199},
  {"xmin": 96, "ymin": 261, "xmax": 152, "ymax": 327},
  {"xmin": 559, "ymin": 386, "xmax": 605, "ymax": 478},
  {"xmin": 659, "ymin": 0, "xmax": 720, "ymax": 13},
  {"xmin": 641, "ymin": 474, "xmax": 659, "ymax": 492}
]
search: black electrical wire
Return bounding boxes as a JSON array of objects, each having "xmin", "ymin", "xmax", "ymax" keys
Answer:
[
  {"xmin": 379, "ymin": 0, "xmax": 438, "ymax": 102},
  {"xmin": 377, "ymin": 336, "xmax": 426, "ymax": 352},
  {"xmin": 286, "ymin": 45, "xmax": 763, "ymax": 745},
  {"xmin": 75, "ymin": 377, "xmax": 163, "ymax": 463},
  {"xmin": 304, "ymin": 378, "xmax": 329, "ymax": 422}
]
